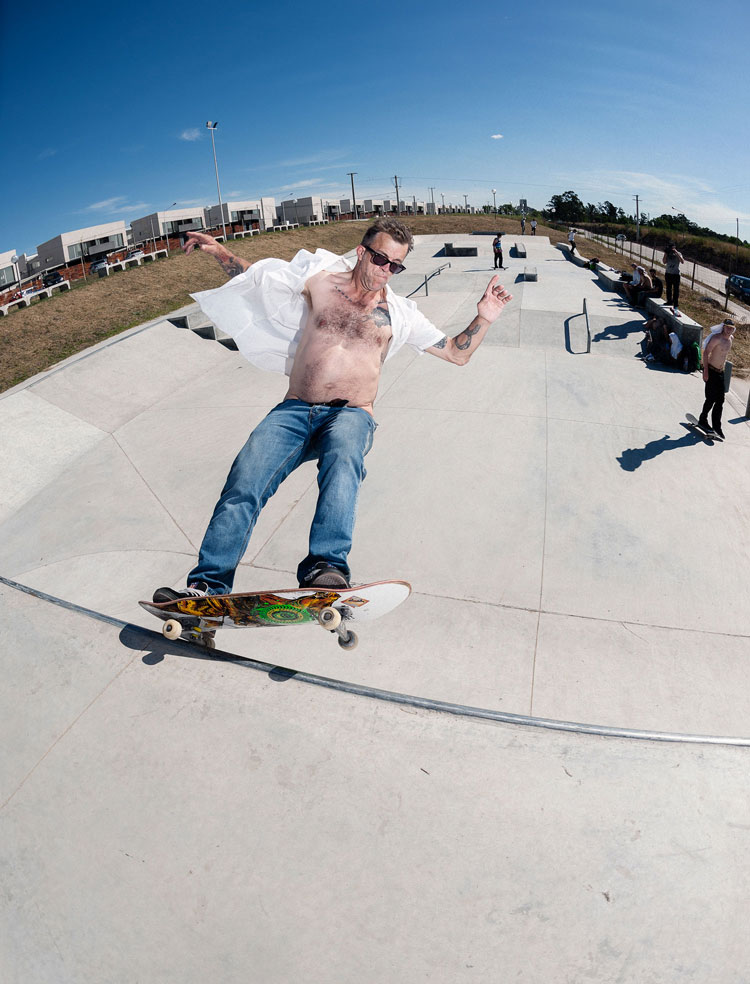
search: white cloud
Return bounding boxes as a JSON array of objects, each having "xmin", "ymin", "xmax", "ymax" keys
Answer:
[
  {"xmin": 37, "ymin": 147, "xmax": 57, "ymax": 160},
  {"xmin": 490, "ymin": 134, "xmax": 504, "ymax": 140},
  {"xmin": 85, "ymin": 197, "xmax": 127, "ymax": 211},
  {"xmin": 180, "ymin": 128, "xmax": 202, "ymax": 142}
]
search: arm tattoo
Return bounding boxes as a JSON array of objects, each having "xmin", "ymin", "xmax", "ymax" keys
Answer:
[
  {"xmin": 454, "ymin": 322, "xmax": 480, "ymax": 351},
  {"xmin": 219, "ymin": 255, "xmax": 245, "ymax": 279},
  {"xmin": 433, "ymin": 335, "xmax": 448, "ymax": 349}
]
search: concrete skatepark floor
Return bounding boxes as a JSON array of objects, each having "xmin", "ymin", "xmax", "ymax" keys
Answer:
[{"xmin": 2, "ymin": 235, "xmax": 749, "ymax": 982}]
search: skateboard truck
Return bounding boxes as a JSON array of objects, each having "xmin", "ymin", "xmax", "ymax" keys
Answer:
[{"xmin": 317, "ymin": 606, "xmax": 358, "ymax": 650}]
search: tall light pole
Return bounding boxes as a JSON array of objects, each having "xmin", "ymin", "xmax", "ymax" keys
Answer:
[
  {"xmin": 463, "ymin": 194, "xmax": 468, "ymax": 212},
  {"xmin": 11, "ymin": 254, "xmax": 21, "ymax": 292},
  {"xmin": 206, "ymin": 121, "xmax": 228, "ymax": 242},
  {"xmin": 162, "ymin": 201, "xmax": 177, "ymax": 254},
  {"xmin": 491, "ymin": 188, "xmax": 497, "ymax": 213},
  {"xmin": 347, "ymin": 172, "xmax": 358, "ymax": 220}
]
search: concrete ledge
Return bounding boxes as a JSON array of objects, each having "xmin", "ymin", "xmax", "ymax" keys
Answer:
[
  {"xmin": 555, "ymin": 242, "xmax": 590, "ymax": 267},
  {"xmin": 644, "ymin": 298, "xmax": 702, "ymax": 347},
  {"xmin": 524, "ymin": 266, "xmax": 538, "ymax": 281},
  {"xmin": 443, "ymin": 243, "xmax": 478, "ymax": 257},
  {"xmin": 515, "ymin": 243, "xmax": 527, "ymax": 258}
]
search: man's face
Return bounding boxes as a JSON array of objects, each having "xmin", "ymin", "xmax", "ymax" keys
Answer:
[
  {"xmin": 358, "ymin": 233, "xmax": 409, "ymax": 290},
  {"xmin": 723, "ymin": 325, "xmax": 736, "ymax": 338}
]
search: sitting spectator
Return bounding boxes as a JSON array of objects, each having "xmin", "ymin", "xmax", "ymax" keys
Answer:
[
  {"xmin": 639, "ymin": 316, "xmax": 672, "ymax": 363},
  {"xmin": 624, "ymin": 264, "xmax": 646, "ymax": 304},
  {"xmin": 636, "ymin": 267, "xmax": 663, "ymax": 307}
]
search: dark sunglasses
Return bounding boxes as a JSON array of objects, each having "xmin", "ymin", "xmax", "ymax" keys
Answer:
[{"xmin": 364, "ymin": 245, "xmax": 406, "ymax": 275}]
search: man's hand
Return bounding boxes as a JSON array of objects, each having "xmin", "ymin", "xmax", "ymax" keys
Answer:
[
  {"xmin": 477, "ymin": 276, "xmax": 513, "ymax": 324},
  {"xmin": 183, "ymin": 231, "xmax": 251, "ymax": 278},
  {"xmin": 183, "ymin": 230, "xmax": 226, "ymax": 258}
]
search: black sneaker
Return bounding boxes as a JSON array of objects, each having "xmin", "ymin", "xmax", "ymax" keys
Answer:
[
  {"xmin": 697, "ymin": 417, "xmax": 711, "ymax": 433},
  {"xmin": 714, "ymin": 425, "xmax": 725, "ymax": 440},
  {"xmin": 299, "ymin": 564, "xmax": 350, "ymax": 589},
  {"xmin": 152, "ymin": 581, "xmax": 209, "ymax": 604}
]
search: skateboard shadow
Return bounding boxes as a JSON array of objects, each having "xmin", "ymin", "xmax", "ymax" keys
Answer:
[
  {"xmin": 119, "ymin": 623, "xmax": 300, "ymax": 682},
  {"xmin": 616, "ymin": 426, "xmax": 706, "ymax": 471}
]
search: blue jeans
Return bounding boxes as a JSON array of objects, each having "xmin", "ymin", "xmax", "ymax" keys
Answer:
[{"xmin": 188, "ymin": 400, "xmax": 377, "ymax": 593}]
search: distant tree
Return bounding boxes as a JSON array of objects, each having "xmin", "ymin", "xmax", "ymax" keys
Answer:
[{"xmin": 547, "ymin": 190, "xmax": 586, "ymax": 223}]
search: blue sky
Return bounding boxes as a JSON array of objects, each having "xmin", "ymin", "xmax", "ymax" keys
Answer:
[{"xmin": 2, "ymin": 0, "xmax": 748, "ymax": 256}]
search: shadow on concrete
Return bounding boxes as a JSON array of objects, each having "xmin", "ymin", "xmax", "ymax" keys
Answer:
[
  {"xmin": 119, "ymin": 623, "xmax": 301, "ymax": 683},
  {"xmin": 592, "ymin": 319, "xmax": 645, "ymax": 343},
  {"xmin": 616, "ymin": 427, "xmax": 708, "ymax": 471}
]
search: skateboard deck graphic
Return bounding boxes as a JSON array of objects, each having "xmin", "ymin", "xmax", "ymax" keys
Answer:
[{"xmin": 139, "ymin": 580, "xmax": 411, "ymax": 650}]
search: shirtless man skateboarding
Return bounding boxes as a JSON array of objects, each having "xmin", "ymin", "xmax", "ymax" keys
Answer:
[
  {"xmin": 698, "ymin": 318, "xmax": 735, "ymax": 439},
  {"xmin": 153, "ymin": 217, "xmax": 512, "ymax": 602}
]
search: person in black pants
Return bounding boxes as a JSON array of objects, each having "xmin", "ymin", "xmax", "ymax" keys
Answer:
[
  {"xmin": 698, "ymin": 319, "xmax": 735, "ymax": 438},
  {"xmin": 492, "ymin": 233, "xmax": 504, "ymax": 269},
  {"xmin": 663, "ymin": 243, "xmax": 684, "ymax": 310}
]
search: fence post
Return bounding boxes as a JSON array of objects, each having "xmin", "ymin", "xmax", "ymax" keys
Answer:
[{"xmin": 691, "ymin": 262, "xmax": 696, "ymax": 290}]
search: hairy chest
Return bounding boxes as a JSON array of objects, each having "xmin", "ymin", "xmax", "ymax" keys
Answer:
[{"xmin": 315, "ymin": 300, "xmax": 392, "ymax": 351}]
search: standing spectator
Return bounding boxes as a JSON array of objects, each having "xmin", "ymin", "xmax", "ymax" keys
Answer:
[
  {"xmin": 568, "ymin": 228, "xmax": 577, "ymax": 254},
  {"xmin": 492, "ymin": 232, "xmax": 504, "ymax": 270},
  {"xmin": 663, "ymin": 242, "xmax": 685, "ymax": 312},
  {"xmin": 636, "ymin": 267, "xmax": 663, "ymax": 307},
  {"xmin": 530, "ymin": 219, "xmax": 537, "ymax": 235},
  {"xmin": 520, "ymin": 216, "xmax": 526, "ymax": 234},
  {"xmin": 698, "ymin": 319, "xmax": 735, "ymax": 438}
]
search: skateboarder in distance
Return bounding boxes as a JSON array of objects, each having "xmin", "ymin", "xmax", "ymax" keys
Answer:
[{"xmin": 153, "ymin": 217, "xmax": 513, "ymax": 602}]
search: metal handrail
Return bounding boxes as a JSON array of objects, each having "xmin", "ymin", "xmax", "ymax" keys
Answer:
[
  {"xmin": 406, "ymin": 261, "xmax": 451, "ymax": 298},
  {"xmin": 584, "ymin": 297, "xmax": 591, "ymax": 353}
]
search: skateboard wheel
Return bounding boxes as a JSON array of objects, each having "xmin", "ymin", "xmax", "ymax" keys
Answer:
[
  {"xmin": 338, "ymin": 630, "xmax": 358, "ymax": 651},
  {"xmin": 163, "ymin": 619, "xmax": 182, "ymax": 640},
  {"xmin": 318, "ymin": 606, "xmax": 342, "ymax": 631}
]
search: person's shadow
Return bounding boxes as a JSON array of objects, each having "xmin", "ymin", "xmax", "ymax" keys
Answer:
[{"xmin": 616, "ymin": 425, "xmax": 708, "ymax": 471}]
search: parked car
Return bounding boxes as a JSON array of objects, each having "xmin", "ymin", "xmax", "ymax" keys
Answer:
[
  {"xmin": 124, "ymin": 249, "xmax": 144, "ymax": 261},
  {"xmin": 725, "ymin": 274, "xmax": 750, "ymax": 302},
  {"xmin": 42, "ymin": 270, "xmax": 64, "ymax": 287},
  {"xmin": 89, "ymin": 257, "xmax": 109, "ymax": 273}
]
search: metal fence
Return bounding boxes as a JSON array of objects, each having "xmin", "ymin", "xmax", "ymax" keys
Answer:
[{"xmin": 580, "ymin": 231, "xmax": 727, "ymax": 295}]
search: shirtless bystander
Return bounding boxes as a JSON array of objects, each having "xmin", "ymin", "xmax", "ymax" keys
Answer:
[{"xmin": 698, "ymin": 318, "xmax": 736, "ymax": 439}]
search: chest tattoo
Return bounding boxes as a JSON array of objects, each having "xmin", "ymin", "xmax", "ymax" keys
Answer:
[{"xmin": 316, "ymin": 298, "xmax": 392, "ymax": 350}]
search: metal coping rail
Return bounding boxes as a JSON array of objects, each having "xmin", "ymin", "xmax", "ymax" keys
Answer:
[
  {"xmin": 2, "ymin": 574, "xmax": 749, "ymax": 748},
  {"xmin": 406, "ymin": 262, "xmax": 451, "ymax": 298}
]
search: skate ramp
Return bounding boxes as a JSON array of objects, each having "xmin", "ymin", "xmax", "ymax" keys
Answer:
[{"xmin": 2, "ymin": 234, "xmax": 750, "ymax": 981}]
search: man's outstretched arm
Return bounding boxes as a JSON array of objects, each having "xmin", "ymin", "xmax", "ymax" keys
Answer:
[
  {"xmin": 426, "ymin": 276, "xmax": 512, "ymax": 365},
  {"xmin": 183, "ymin": 231, "xmax": 252, "ymax": 279}
]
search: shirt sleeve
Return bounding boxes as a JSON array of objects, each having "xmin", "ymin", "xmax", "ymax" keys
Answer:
[{"xmin": 387, "ymin": 292, "xmax": 446, "ymax": 358}]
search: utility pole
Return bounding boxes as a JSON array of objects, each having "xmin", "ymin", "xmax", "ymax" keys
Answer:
[
  {"xmin": 347, "ymin": 172, "xmax": 358, "ymax": 220},
  {"xmin": 441, "ymin": 193, "xmax": 445, "ymax": 212},
  {"xmin": 393, "ymin": 176, "xmax": 401, "ymax": 215},
  {"xmin": 634, "ymin": 194, "xmax": 640, "ymax": 240},
  {"xmin": 463, "ymin": 194, "xmax": 468, "ymax": 212}
]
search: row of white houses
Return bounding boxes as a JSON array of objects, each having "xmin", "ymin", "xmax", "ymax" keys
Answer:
[{"xmin": 2, "ymin": 194, "xmax": 479, "ymax": 289}]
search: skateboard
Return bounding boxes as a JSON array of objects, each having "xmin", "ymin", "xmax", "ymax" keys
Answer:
[
  {"xmin": 685, "ymin": 413, "xmax": 722, "ymax": 441},
  {"xmin": 139, "ymin": 580, "xmax": 412, "ymax": 651}
]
